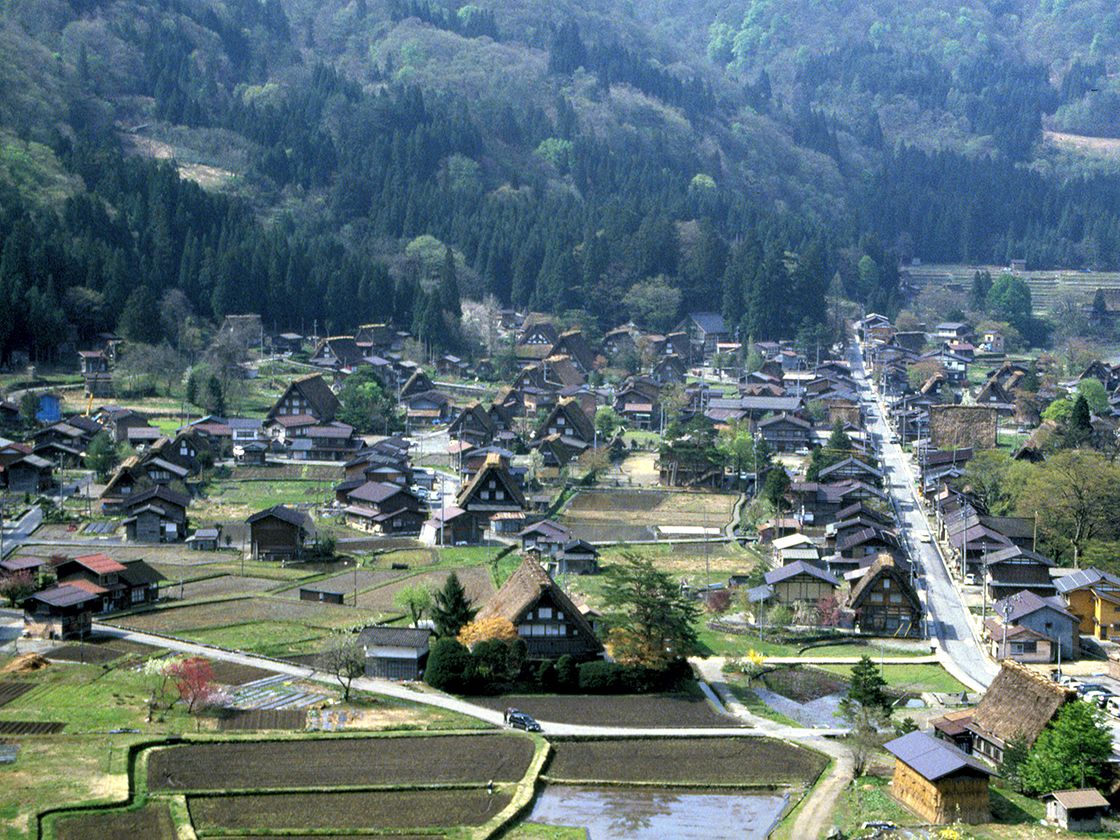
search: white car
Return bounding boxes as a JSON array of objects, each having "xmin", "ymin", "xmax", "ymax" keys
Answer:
[{"xmin": 918, "ymin": 532, "xmax": 932, "ymax": 543}]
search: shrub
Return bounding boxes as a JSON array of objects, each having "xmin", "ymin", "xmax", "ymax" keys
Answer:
[
  {"xmin": 555, "ymin": 654, "xmax": 577, "ymax": 690},
  {"xmin": 425, "ymin": 638, "xmax": 474, "ymax": 692}
]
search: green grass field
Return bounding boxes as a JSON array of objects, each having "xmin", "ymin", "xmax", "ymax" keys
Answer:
[{"xmin": 816, "ymin": 663, "xmax": 967, "ymax": 694}]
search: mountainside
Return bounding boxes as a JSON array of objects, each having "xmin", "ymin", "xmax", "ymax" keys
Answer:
[{"xmin": 2, "ymin": 0, "xmax": 1120, "ymax": 359}]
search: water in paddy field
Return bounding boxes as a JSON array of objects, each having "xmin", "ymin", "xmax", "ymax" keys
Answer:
[{"xmin": 527, "ymin": 785, "xmax": 789, "ymax": 839}]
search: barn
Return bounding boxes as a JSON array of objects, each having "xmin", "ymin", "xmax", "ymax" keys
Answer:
[{"xmin": 884, "ymin": 730, "xmax": 994, "ymax": 824}]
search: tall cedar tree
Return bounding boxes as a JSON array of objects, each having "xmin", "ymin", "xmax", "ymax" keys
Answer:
[
  {"xmin": 601, "ymin": 551, "xmax": 700, "ymax": 668},
  {"xmin": 431, "ymin": 572, "xmax": 478, "ymax": 638}
]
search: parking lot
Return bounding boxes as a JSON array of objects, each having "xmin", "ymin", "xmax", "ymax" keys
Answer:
[{"xmin": 1051, "ymin": 670, "xmax": 1120, "ymax": 758}]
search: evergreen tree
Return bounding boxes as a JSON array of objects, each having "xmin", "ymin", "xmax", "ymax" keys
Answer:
[
  {"xmin": 431, "ymin": 572, "xmax": 478, "ymax": 638},
  {"xmin": 438, "ymin": 246, "xmax": 461, "ymax": 318},
  {"xmin": 970, "ymin": 270, "xmax": 993, "ymax": 311},
  {"xmin": 1066, "ymin": 394, "xmax": 1093, "ymax": 447},
  {"xmin": 841, "ymin": 655, "xmax": 891, "ymax": 717},
  {"xmin": 205, "ymin": 375, "xmax": 226, "ymax": 417},
  {"xmin": 119, "ymin": 287, "xmax": 162, "ymax": 344},
  {"xmin": 185, "ymin": 369, "xmax": 200, "ymax": 407}
]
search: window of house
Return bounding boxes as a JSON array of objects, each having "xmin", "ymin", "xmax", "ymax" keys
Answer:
[
  {"xmin": 538, "ymin": 607, "xmax": 553, "ymax": 619},
  {"xmin": 131, "ymin": 588, "xmax": 145, "ymax": 603},
  {"xmin": 883, "ymin": 579, "xmax": 891, "ymax": 589},
  {"xmin": 496, "ymin": 490, "xmax": 505, "ymax": 500},
  {"xmin": 481, "ymin": 490, "xmax": 490, "ymax": 500},
  {"xmin": 889, "ymin": 593, "xmax": 903, "ymax": 604}
]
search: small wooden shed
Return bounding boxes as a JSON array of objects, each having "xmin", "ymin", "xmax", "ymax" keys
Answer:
[
  {"xmin": 1044, "ymin": 788, "xmax": 1110, "ymax": 832},
  {"xmin": 884, "ymin": 730, "xmax": 994, "ymax": 824}
]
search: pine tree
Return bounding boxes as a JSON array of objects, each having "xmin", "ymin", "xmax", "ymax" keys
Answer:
[
  {"xmin": 185, "ymin": 369, "xmax": 199, "ymax": 407},
  {"xmin": 431, "ymin": 573, "xmax": 478, "ymax": 638},
  {"xmin": 841, "ymin": 655, "xmax": 891, "ymax": 716}
]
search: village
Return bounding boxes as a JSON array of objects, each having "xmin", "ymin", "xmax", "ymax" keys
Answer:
[{"xmin": 1, "ymin": 302, "xmax": 1120, "ymax": 838}]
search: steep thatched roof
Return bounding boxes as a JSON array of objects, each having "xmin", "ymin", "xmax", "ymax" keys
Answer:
[
  {"xmin": 849, "ymin": 555, "xmax": 920, "ymax": 613},
  {"xmin": 476, "ymin": 555, "xmax": 601, "ymax": 647},
  {"xmin": 967, "ymin": 660, "xmax": 1076, "ymax": 748}
]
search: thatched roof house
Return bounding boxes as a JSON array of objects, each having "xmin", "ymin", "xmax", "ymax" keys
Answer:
[
  {"xmin": 476, "ymin": 555, "xmax": 603, "ymax": 660},
  {"xmin": 933, "ymin": 660, "xmax": 1076, "ymax": 765},
  {"xmin": 849, "ymin": 554, "xmax": 921, "ymax": 637}
]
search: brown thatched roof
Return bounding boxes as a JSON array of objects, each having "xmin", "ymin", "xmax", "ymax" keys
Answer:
[
  {"xmin": 967, "ymin": 660, "xmax": 1075, "ymax": 748},
  {"xmin": 476, "ymin": 555, "xmax": 600, "ymax": 646},
  {"xmin": 849, "ymin": 554, "xmax": 920, "ymax": 613}
]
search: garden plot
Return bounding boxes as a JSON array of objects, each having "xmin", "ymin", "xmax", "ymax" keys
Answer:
[
  {"xmin": 206, "ymin": 659, "xmax": 279, "ymax": 686},
  {"xmin": 357, "ymin": 567, "xmax": 496, "ymax": 612},
  {"xmin": 149, "ymin": 734, "xmax": 534, "ymax": 791},
  {"xmin": 108, "ymin": 597, "xmax": 362, "ymax": 634},
  {"xmin": 560, "ymin": 489, "xmax": 737, "ymax": 542},
  {"xmin": 164, "ymin": 574, "xmax": 279, "ymax": 601},
  {"xmin": 189, "ymin": 789, "xmax": 512, "ymax": 832},
  {"xmin": 546, "ymin": 738, "xmax": 826, "ymax": 786},
  {"xmin": 56, "ymin": 802, "xmax": 175, "ymax": 840},
  {"xmin": 227, "ymin": 674, "xmax": 329, "ymax": 711}
]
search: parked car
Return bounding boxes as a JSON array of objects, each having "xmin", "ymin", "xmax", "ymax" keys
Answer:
[
  {"xmin": 508, "ymin": 711, "xmax": 542, "ymax": 732},
  {"xmin": 918, "ymin": 532, "xmax": 932, "ymax": 543}
]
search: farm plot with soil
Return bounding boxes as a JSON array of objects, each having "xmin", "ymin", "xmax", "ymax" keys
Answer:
[
  {"xmin": 148, "ymin": 733, "xmax": 534, "ymax": 790},
  {"xmin": 189, "ymin": 788, "xmax": 512, "ymax": 832},
  {"xmin": 55, "ymin": 801, "xmax": 175, "ymax": 840},
  {"xmin": 275, "ymin": 568, "xmax": 407, "ymax": 599},
  {"xmin": 473, "ymin": 692, "xmax": 739, "ymax": 728},
  {"xmin": 163, "ymin": 573, "xmax": 280, "ymax": 600},
  {"xmin": 560, "ymin": 489, "xmax": 737, "ymax": 542},
  {"xmin": 546, "ymin": 738, "xmax": 826, "ymax": 786}
]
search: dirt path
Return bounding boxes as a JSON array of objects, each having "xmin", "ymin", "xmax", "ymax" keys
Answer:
[{"xmin": 791, "ymin": 739, "xmax": 854, "ymax": 840}]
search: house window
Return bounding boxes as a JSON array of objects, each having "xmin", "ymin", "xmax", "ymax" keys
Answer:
[
  {"xmin": 889, "ymin": 594, "xmax": 903, "ymax": 604},
  {"xmin": 131, "ymin": 588, "xmax": 146, "ymax": 603},
  {"xmin": 883, "ymin": 579, "xmax": 891, "ymax": 589},
  {"xmin": 496, "ymin": 490, "xmax": 505, "ymax": 500},
  {"xmin": 538, "ymin": 607, "xmax": 553, "ymax": 619}
]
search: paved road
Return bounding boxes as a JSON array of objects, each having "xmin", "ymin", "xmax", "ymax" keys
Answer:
[
  {"xmin": 848, "ymin": 343, "xmax": 997, "ymax": 691},
  {"xmin": 0, "ymin": 506, "xmax": 42, "ymax": 559}
]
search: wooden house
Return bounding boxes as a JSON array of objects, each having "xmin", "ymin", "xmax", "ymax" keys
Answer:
[
  {"xmin": 849, "ymin": 555, "xmax": 921, "ymax": 637},
  {"xmin": 358, "ymin": 626, "xmax": 432, "ymax": 680},
  {"xmin": 246, "ymin": 505, "xmax": 316, "ymax": 562},
  {"xmin": 273, "ymin": 332, "xmax": 304, "ymax": 353},
  {"xmin": 186, "ymin": 527, "xmax": 222, "ymax": 551},
  {"xmin": 982, "ymin": 546, "xmax": 1055, "ymax": 602},
  {"xmin": 448, "ymin": 401, "xmax": 497, "ymax": 447},
  {"xmin": 932, "ymin": 660, "xmax": 1076, "ymax": 765},
  {"xmin": 454, "ymin": 452, "xmax": 526, "ymax": 538},
  {"xmin": 53, "ymin": 554, "xmax": 163, "ymax": 611},
  {"xmin": 763, "ymin": 561, "xmax": 839, "ymax": 606},
  {"xmin": 3, "ymin": 454, "xmax": 53, "ymax": 493},
  {"xmin": 404, "ymin": 390, "xmax": 453, "ymax": 425},
  {"xmin": 309, "ymin": 336, "xmax": 364, "ymax": 369},
  {"xmin": 884, "ymin": 731, "xmax": 994, "ymax": 824},
  {"xmin": 476, "ymin": 555, "xmax": 603, "ymax": 659},
  {"xmin": 549, "ymin": 540, "xmax": 600, "ymax": 576},
  {"xmin": 530, "ymin": 433, "xmax": 589, "ymax": 469},
  {"xmin": 533, "ymin": 398, "xmax": 595, "ymax": 447},
  {"xmin": 552, "ymin": 331, "xmax": 596, "ymax": 373},
  {"xmin": 676, "ymin": 312, "xmax": 728, "ymax": 358},
  {"xmin": 121, "ymin": 486, "xmax": 190, "ymax": 543},
  {"xmin": 22, "ymin": 585, "xmax": 100, "ymax": 639},
  {"xmin": 518, "ymin": 520, "xmax": 573, "ymax": 557},
  {"xmin": 757, "ymin": 414, "xmax": 812, "ymax": 452},
  {"xmin": 266, "ymin": 374, "xmax": 340, "ymax": 424},
  {"xmin": 1055, "ymin": 567, "xmax": 1120, "ymax": 642},
  {"xmin": 1044, "ymin": 789, "xmax": 1110, "ymax": 832}
]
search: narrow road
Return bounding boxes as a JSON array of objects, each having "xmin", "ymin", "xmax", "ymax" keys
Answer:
[
  {"xmin": 0, "ymin": 506, "xmax": 43, "ymax": 559},
  {"xmin": 848, "ymin": 342, "xmax": 997, "ymax": 691},
  {"xmin": 96, "ymin": 623, "xmax": 847, "ymax": 739}
]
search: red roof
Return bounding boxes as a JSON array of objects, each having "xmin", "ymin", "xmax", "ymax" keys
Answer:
[
  {"xmin": 73, "ymin": 553, "xmax": 126, "ymax": 574},
  {"xmin": 63, "ymin": 578, "xmax": 108, "ymax": 595}
]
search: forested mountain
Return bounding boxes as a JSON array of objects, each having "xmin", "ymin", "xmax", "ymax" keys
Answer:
[{"xmin": 2, "ymin": 0, "xmax": 1120, "ymax": 360}]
